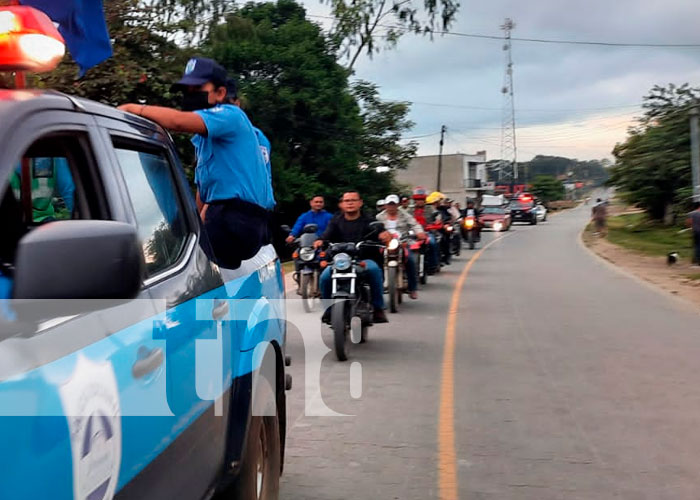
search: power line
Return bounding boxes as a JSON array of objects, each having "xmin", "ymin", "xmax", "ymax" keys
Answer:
[{"xmin": 308, "ymin": 14, "xmax": 700, "ymax": 49}]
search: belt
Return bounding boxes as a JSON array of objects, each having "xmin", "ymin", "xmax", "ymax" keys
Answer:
[{"xmin": 209, "ymin": 198, "xmax": 271, "ymax": 218}]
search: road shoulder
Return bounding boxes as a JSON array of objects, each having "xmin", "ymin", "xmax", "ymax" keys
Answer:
[{"xmin": 581, "ymin": 226, "xmax": 700, "ymax": 312}]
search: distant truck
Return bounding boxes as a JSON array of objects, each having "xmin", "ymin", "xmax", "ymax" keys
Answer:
[{"xmin": 480, "ymin": 194, "xmax": 509, "ymax": 208}]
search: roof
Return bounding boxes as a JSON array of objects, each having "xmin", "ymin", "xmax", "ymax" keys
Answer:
[{"xmin": 0, "ymin": 89, "xmax": 159, "ymax": 131}]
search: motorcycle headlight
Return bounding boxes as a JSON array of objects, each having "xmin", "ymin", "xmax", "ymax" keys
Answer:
[
  {"xmin": 388, "ymin": 238, "xmax": 400, "ymax": 251},
  {"xmin": 446, "ymin": 225, "xmax": 453, "ymax": 232},
  {"xmin": 493, "ymin": 221, "xmax": 503, "ymax": 231},
  {"xmin": 332, "ymin": 253, "xmax": 352, "ymax": 271},
  {"xmin": 465, "ymin": 219, "xmax": 474, "ymax": 228},
  {"xmin": 299, "ymin": 247, "xmax": 315, "ymax": 262}
]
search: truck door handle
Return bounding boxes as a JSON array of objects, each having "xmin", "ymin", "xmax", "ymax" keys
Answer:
[
  {"xmin": 132, "ymin": 346, "xmax": 164, "ymax": 379},
  {"xmin": 212, "ymin": 300, "xmax": 230, "ymax": 320}
]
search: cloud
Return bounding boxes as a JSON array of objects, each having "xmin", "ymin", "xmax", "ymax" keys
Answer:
[{"xmin": 329, "ymin": 0, "xmax": 700, "ymax": 161}]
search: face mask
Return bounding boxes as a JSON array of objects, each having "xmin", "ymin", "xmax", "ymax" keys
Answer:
[{"xmin": 181, "ymin": 91, "xmax": 214, "ymax": 112}]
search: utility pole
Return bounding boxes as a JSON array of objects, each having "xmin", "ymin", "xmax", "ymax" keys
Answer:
[
  {"xmin": 690, "ymin": 107, "xmax": 700, "ymax": 202},
  {"xmin": 437, "ymin": 125, "xmax": 446, "ymax": 191},
  {"xmin": 500, "ymin": 18, "xmax": 518, "ymax": 195}
]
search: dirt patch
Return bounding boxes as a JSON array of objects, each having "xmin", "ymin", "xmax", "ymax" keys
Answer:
[{"xmin": 582, "ymin": 228, "xmax": 700, "ymax": 310}]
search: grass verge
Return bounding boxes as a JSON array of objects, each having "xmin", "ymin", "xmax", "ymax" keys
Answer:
[{"xmin": 605, "ymin": 213, "xmax": 693, "ymax": 260}]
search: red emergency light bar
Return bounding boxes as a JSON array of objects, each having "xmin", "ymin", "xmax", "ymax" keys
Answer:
[{"xmin": 0, "ymin": 6, "xmax": 65, "ymax": 73}]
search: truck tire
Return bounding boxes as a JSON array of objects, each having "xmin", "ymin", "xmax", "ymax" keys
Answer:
[{"xmin": 230, "ymin": 413, "xmax": 281, "ymax": 500}]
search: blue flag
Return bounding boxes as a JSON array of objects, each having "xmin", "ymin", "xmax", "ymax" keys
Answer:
[{"xmin": 20, "ymin": 0, "xmax": 112, "ymax": 76}]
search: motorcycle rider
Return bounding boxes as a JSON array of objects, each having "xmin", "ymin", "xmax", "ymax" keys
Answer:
[
  {"xmin": 426, "ymin": 191, "xmax": 453, "ymax": 265},
  {"xmin": 315, "ymin": 191, "xmax": 391, "ymax": 324},
  {"xmin": 411, "ymin": 187, "xmax": 440, "ymax": 274},
  {"xmin": 376, "ymin": 194, "xmax": 426, "ymax": 299},
  {"xmin": 463, "ymin": 198, "xmax": 482, "ymax": 241},
  {"xmin": 375, "ymin": 198, "xmax": 385, "ymax": 216},
  {"xmin": 285, "ymin": 195, "xmax": 333, "ymax": 243},
  {"xmin": 400, "ymin": 195, "xmax": 410, "ymax": 210}
]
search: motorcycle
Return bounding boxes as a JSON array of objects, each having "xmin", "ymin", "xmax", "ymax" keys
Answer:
[
  {"xmin": 287, "ymin": 223, "xmax": 322, "ymax": 312},
  {"xmin": 448, "ymin": 220, "xmax": 462, "ymax": 256},
  {"xmin": 425, "ymin": 221, "xmax": 444, "ymax": 273},
  {"xmin": 461, "ymin": 215, "xmax": 480, "ymax": 250},
  {"xmin": 325, "ymin": 224, "xmax": 385, "ymax": 361},
  {"xmin": 384, "ymin": 231, "xmax": 412, "ymax": 313},
  {"xmin": 409, "ymin": 231, "xmax": 429, "ymax": 285}
]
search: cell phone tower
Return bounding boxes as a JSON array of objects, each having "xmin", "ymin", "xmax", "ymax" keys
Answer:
[{"xmin": 499, "ymin": 18, "xmax": 518, "ymax": 191}]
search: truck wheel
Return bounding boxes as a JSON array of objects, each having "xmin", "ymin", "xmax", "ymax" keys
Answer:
[
  {"xmin": 230, "ymin": 413, "xmax": 281, "ymax": 500},
  {"xmin": 331, "ymin": 301, "xmax": 349, "ymax": 361}
]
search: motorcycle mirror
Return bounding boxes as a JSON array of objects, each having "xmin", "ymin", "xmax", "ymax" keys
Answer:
[
  {"xmin": 303, "ymin": 223, "xmax": 318, "ymax": 234},
  {"xmin": 369, "ymin": 221, "xmax": 385, "ymax": 233},
  {"xmin": 280, "ymin": 225, "xmax": 291, "ymax": 233}
]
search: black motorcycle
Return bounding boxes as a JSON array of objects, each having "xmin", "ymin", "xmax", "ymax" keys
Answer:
[
  {"xmin": 325, "ymin": 224, "xmax": 384, "ymax": 361},
  {"xmin": 460, "ymin": 210, "xmax": 481, "ymax": 250},
  {"xmin": 282, "ymin": 223, "xmax": 322, "ymax": 312}
]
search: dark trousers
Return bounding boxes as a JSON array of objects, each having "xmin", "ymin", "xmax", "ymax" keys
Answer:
[
  {"xmin": 694, "ymin": 231, "xmax": 700, "ymax": 264},
  {"xmin": 204, "ymin": 199, "xmax": 270, "ymax": 270}
]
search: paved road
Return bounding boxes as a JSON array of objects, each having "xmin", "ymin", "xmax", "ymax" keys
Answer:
[{"xmin": 280, "ymin": 204, "xmax": 700, "ymax": 500}]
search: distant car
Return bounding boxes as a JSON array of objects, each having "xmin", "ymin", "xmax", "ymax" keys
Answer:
[
  {"xmin": 534, "ymin": 203, "xmax": 548, "ymax": 222},
  {"xmin": 509, "ymin": 195, "xmax": 538, "ymax": 225},
  {"xmin": 478, "ymin": 206, "xmax": 511, "ymax": 231}
]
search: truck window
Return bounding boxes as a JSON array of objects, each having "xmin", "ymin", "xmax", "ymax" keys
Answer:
[{"xmin": 112, "ymin": 143, "xmax": 189, "ymax": 277}]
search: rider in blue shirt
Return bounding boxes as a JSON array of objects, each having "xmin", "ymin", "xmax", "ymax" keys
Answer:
[
  {"xmin": 285, "ymin": 195, "xmax": 333, "ymax": 243},
  {"xmin": 119, "ymin": 57, "xmax": 274, "ymax": 269}
]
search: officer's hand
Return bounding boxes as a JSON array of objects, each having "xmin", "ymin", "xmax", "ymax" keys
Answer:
[
  {"xmin": 285, "ymin": 235, "xmax": 295, "ymax": 244},
  {"xmin": 200, "ymin": 204, "xmax": 208, "ymax": 222},
  {"xmin": 378, "ymin": 231, "xmax": 392, "ymax": 244},
  {"xmin": 118, "ymin": 103, "xmax": 139, "ymax": 114},
  {"xmin": 313, "ymin": 239, "xmax": 324, "ymax": 249}
]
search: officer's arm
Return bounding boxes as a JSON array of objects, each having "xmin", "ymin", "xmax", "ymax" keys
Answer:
[
  {"xmin": 291, "ymin": 213, "xmax": 306, "ymax": 237},
  {"xmin": 118, "ymin": 104, "xmax": 207, "ymax": 135}
]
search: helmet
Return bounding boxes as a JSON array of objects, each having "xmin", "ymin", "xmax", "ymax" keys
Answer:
[
  {"xmin": 426, "ymin": 191, "xmax": 445, "ymax": 204},
  {"xmin": 412, "ymin": 186, "xmax": 428, "ymax": 200}
]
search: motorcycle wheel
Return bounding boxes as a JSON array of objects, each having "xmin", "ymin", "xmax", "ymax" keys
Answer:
[
  {"xmin": 388, "ymin": 267, "xmax": 399, "ymax": 313},
  {"xmin": 454, "ymin": 235, "xmax": 461, "ymax": 256},
  {"xmin": 468, "ymin": 231, "xmax": 475, "ymax": 250},
  {"xmin": 360, "ymin": 322, "xmax": 369, "ymax": 343},
  {"xmin": 300, "ymin": 273, "xmax": 315, "ymax": 313},
  {"xmin": 419, "ymin": 254, "xmax": 427, "ymax": 285},
  {"xmin": 331, "ymin": 301, "xmax": 349, "ymax": 361}
]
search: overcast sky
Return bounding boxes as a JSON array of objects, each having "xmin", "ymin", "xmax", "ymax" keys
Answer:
[{"xmin": 302, "ymin": 0, "xmax": 700, "ymax": 162}]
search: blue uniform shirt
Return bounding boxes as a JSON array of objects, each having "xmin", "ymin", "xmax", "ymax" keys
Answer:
[
  {"xmin": 254, "ymin": 127, "xmax": 272, "ymax": 175},
  {"xmin": 192, "ymin": 105, "xmax": 275, "ymax": 210},
  {"xmin": 290, "ymin": 210, "xmax": 333, "ymax": 237}
]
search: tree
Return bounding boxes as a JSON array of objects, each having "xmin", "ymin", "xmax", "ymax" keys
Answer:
[
  {"xmin": 352, "ymin": 80, "xmax": 417, "ymax": 171},
  {"xmin": 609, "ymin": 84, "xmax": 699, "ymax": 221},
  {"xmin": 531, "ymin": 175, "xmax": 565, "ymax": 204},
  {"xmin": 326, "ymin": 0, "xmax": 460, "ymax": 70}
]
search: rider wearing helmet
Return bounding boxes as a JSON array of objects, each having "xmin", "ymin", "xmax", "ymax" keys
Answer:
[
  {"xmin": 426, "ymin": 191, "xmax": 453, "ymax": 265},
  {"xmin": 411, "ymin": 187, "xmax": 440, "ymax": 274}
]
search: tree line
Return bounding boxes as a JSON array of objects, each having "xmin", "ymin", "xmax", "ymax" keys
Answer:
[
  {"xmin": 609, "ymin": 83, "xmax": 699, "ymax": 223},
  {"xmin": 19, "ymin": 0, "xmax": 435, "ymax": 221}
]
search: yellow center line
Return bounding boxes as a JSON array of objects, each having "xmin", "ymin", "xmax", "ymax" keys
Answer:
[{"xmin": 438, "ymin": 235, "xmax": 508, "ymax": 500}]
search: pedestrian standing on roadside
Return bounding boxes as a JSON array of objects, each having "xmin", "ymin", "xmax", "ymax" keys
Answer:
[
  {"xmin": 592, "ymin": 198, "xmax": 608, "ymax": 237},
  {"xmin": 686, "ymin": 202, "xmax": 700, "ymax": 266}
]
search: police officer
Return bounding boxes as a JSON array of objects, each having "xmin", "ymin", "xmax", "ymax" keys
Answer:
[{"xmin": 119, "ymin": 57, "xmax": 275, "ymax": 269}]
